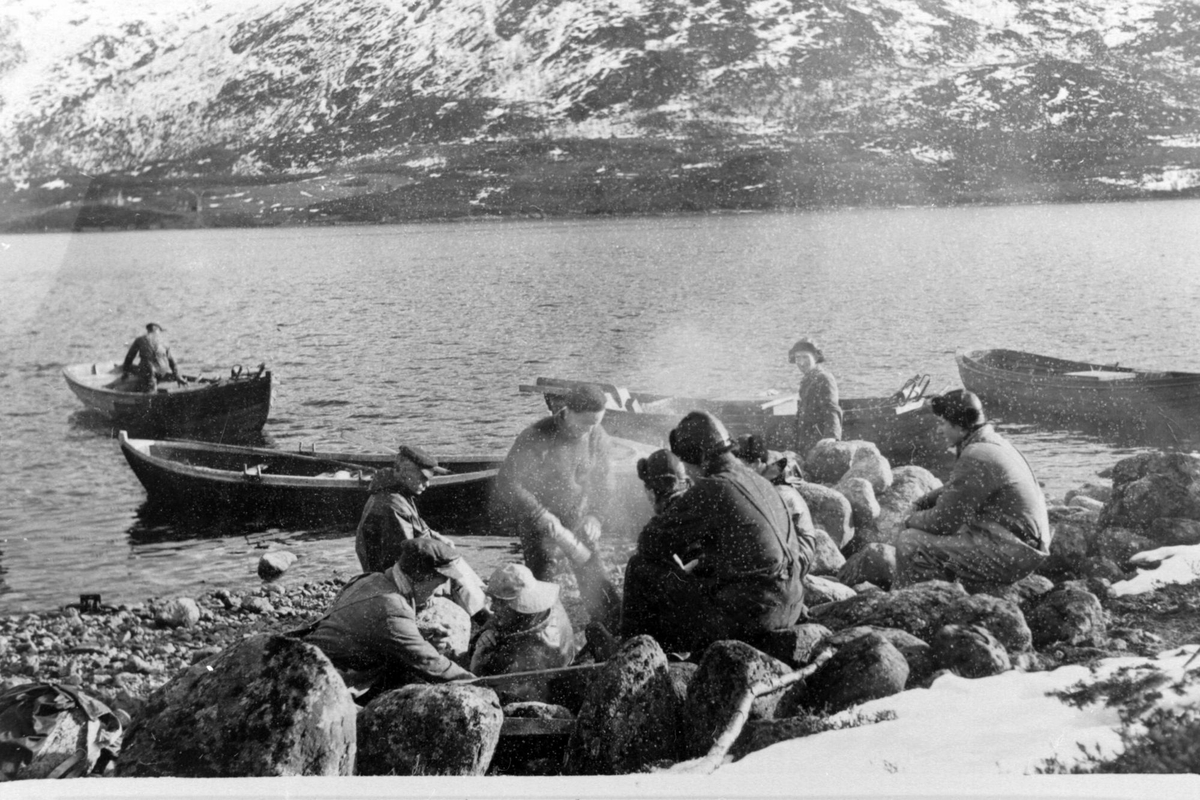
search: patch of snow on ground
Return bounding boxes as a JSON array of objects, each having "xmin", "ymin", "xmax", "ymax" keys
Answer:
[
  {"xmin": 1112, "ymin": 544, "xmax": 1200, "ymax": 596},
  {"xmin": 723, "ymin": 646, "xmax": 1200, "ymax": 777}
]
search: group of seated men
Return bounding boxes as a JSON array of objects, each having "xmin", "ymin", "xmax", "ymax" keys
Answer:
[{"xmin": 298, "ymin": 383, "xmax": 1051, "ymax": 702}]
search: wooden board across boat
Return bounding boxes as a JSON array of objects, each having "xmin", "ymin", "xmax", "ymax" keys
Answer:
[
  {"xmin": 118, "ymin": 431, "xmax": 503, "ymax": 526},
  {"xmin": 64, "ymin": 361, "xmax": 272, "ymax": 440},
  {"xmin": 955, "ymin": 348, "xmax": 1200, "ymax": 429},
  {"xmin": 521, "ymin": 376, "xmax": 943, "ymax": 464}
]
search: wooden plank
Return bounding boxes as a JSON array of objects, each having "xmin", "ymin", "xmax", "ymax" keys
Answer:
[{"xmin": 500, "ymin": 718, "xmax": 575, "ymax": 736}]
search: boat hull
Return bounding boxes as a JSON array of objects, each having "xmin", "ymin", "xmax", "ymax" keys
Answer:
[
  {"xmin": 956, "ymin": 349, "xmax": 1200, "ymax": 431},
  {"xmin": 119, "ymin": 433, "xmax": 501, "ymax": 527},
  {"xmin": 527, "ymin": 377, "xmax": 943, "ymax": 464},
  {"xmin": 65, "ymin": 362, "xmax": 272, "ymax": 440}
]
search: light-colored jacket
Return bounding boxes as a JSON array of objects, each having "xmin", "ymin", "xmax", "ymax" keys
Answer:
[{"xmin": 795, "ymin": 365, "xmax": 842, "ymax": 456}]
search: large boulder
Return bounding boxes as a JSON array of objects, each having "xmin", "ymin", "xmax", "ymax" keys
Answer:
[
  {"xmin": 1026, "ymin": 588, "xmax": 1108, "ymax": 648},
  {"xmin": 837, "ymin": 543, "xmax": 897, "ymax": 590},
  {"xmin": 154, "ymin": 597, "xmax": 200, "ymax": 629},
  {"xmin": 842, "ymin": 447, "xmax": 894, "ymax": 494},
  {"xmin": 835, "ymin": 476, "xmax": 881, "ymax": 530},
  {"xmin": 117, "ymin": 634, "xmax": 356, "ymax": 777},
  {"xmin": 416, "ymin": 597, "xmax": 472, "ymax": 663},
  {"xmin": 357, "ymin": 684, "xmax": 502, "ymax": 776},
  {"xmin": 808, "ymin": 580, "xmax": 968, "ymax": 642},
  {"xmin": 803, "ymin": 574, "xmax": 856, "ymax": 606},
  {"xmin": 934, "ymin": 595, "xmax": 1032, "ymax": 653},
  {"xmin": 1145, "ymin": 517, "xmax": 1200, "ymax": 547},
  {"xmin": 758, "ymin": 623, "xmax": 833, "ymax": 669},
  {"xmin": 816, "ymin": 626, "xmax": 933, "ymax": 688},
  {"xmin": 857, "ymin": 465, "xmax": 943, "ymax": 547},
  {"xmin": 793, "ymin": 482, "xmax": 854, "ymax": 548},
  {"xmin": 931, "ymin": 624, "xmax": 1011, "ymax": 679},
  {"xmin": 1094, "ymin": 527, "xmax": 1158, "ymax": 565},
  {"xmin": 257, "ymin": 549, "xmax": 298, "ymax": 581},
  {"xmin": 808, "ymin": 528, "xmax": 847, "ymax": 576},
  {"xmin": 804, "ymin": 440, "xmax": 882, "ymax": 485},
  {"xmin": 1100, "ymin": 452, "xmax": 1200, "ymax": 531},
  {"xmin": 779, "ymin": 633, "xmax": 908, "ymax": 715},
  {"xmin": 680, "ymin": 640, "xmax": 791, "ymax": 758},
  {"xmin": 1044, "ymin": 519, "xmax": 1095, "ymax": 576},
  {"xmin": 564, "ymin": 635, "xmax": 680, "ymax": 774}
]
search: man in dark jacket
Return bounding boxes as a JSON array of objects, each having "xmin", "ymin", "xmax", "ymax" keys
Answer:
[
  {"xmin": 355, "ymin": 444, "xmax": 489, "ymax": 625},
  {"xmin": 492, "ymin": 384, "xmax": 618, "ymax": 627},
  {"xmin": 790, "ymin": 337, "xmax": 842, "ymax": 458},
  {"xmin": 121, "ymin": 323, "xmax": 183, "ymax": 392},
  {"xmin": 303, "ymin": 538, "xmax": 476, "ymax": 701},
  {"xmin": 894, "ymin": 390, "xmax": 1051, "ymax": 589},
  {"xmin": 622, "ymin": 411, "xmax": 812, "ymax": 653}
]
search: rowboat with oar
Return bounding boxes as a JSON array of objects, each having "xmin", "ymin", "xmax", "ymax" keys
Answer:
[
  {"xmin": 956, "ymin": 348, "xmax": 1200, "ymax": 431},
  {"xmin": 119, "ymin": 432, "xmax": 503, "ymax": 526},
  {"xmin": 64, "ymin": 361, "xmax": 272, "ymax": 440},
  {"xmin": 520, "ymin": 376, "xmax": 942, "ymax": 464}
]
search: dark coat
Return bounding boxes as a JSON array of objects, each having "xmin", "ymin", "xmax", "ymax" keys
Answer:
[
  {"xmin": 907, "ymin": 424, "xmax": 1051, "ymax": 551},
  {"xmin": 795, "ymin": 365, "xmax": 842, "ymax": 457}
]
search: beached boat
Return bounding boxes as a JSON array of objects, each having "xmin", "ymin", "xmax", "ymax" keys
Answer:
[
  {"xmin": 64, "ymin": 361, "xmax": 272, "ymax": 439},
  {"xmin": 520, "ymin": 376, "xmax": 943, "ymax": 464},
  {"xmin": 956, "ymin": 348, "xmax": 1200, "ymax": 430},
  {"xmin": 119, "ymin": 432, "xmax": 503, "ymax": 526}
]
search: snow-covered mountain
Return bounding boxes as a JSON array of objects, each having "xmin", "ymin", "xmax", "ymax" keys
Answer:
[{"xmin": 1, "ymin": 0, "xmax": 1198, "ymax": 224}]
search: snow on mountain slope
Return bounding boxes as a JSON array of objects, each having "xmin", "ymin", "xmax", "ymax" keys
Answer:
[{"xmin": 0, "ymin": 0, "xmax": 1196, "ymax": 180}]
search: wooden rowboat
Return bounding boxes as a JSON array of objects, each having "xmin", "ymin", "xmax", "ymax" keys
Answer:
[
  {"xmin": 118, "ymin": 432, "xmax": 503, "ymax": 526},
  {"xmin": 955, "ymin": 348, "xmax": 1200, "ymax": 431},
  {"xmin": 521, "ymin": 376, "xmax": 943, "ymax": 465},
  {"xmin": 64, "ymin": 361, "xmax": 272, "ymax": 440}
]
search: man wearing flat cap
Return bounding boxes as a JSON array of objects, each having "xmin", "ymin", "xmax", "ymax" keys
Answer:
[
  {"xmin": 303, "ymin": 538, "xmax": 476, "ymax": 700},
  {"xmin": 894, "ymin": 390, "xmax": 1051, "ymax": 589},
  {"xmin": 356, "ymin": 444, "xmax": 489, "ymax": 625},
  {"xmin": 121, "ymin": 322, "xmax": 184, "ymax": 392}
]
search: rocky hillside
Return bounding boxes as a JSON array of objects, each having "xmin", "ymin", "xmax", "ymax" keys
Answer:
[{"xmin": 2, "ymin": 0, "xmax": 1199, "ymax": 230}]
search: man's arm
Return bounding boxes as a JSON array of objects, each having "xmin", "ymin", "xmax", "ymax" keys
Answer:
[
  {"xmin": 380, "ymin": 608, "xmax": 473, "ymax": 682},
  {"xmin": 121, "ymin": 338, "xmax": 141, "ymax": 374},
  {"xmin": 906, "ymin": 450, "xmax": 990, "ymax": 535}
]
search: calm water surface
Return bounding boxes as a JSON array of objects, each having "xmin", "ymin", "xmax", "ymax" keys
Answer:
[{"xmin": 2, "ymin": 200, "xmax": 1200, "ymax": 612}]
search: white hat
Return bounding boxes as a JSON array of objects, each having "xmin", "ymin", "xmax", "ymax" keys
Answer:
[{"xmin": 485, "ymin": 563, "xmax": 560, "ymax": 614}]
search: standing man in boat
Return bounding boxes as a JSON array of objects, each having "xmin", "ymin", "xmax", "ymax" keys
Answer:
[
  {"xmin": 492, "ymin": 383, "xmax": 619, "ymax": 630},
  {"xmin": 893, "ymin": 390, "xmax": 1051, "ymax": 590},
  {"xmin": 622, "ymin": 411, "xmax": 811, "ymax": 653},
  {"xmin": 121, "ymin": 323, "xmax": 184, "ymax": 392},
  {"xmin": 355, "ymin": 444, "xmax": 490, "ymax": 627},
  {"xmin": 301, "ymin": 538, "xmax": 476, "ymax": 702},
  {"xmin": 790, "ymin": 338, "xmax": 842, "ymax": 459}
]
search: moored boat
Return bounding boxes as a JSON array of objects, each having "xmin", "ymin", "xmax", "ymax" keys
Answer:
[
  {"xmin": 64, "ymin": 361, "xmax": 272, "ymax": 440},
  {"xmin": 955, "ymin": 348, "xmax": 1200, "ymax": 431},
  {"xmin": 119, "ymin": 432, "xmax": 504, "ymax": 527},
  {"xmin": 521, "ymin": 376, "xmax": 942, "ymax": 464}
]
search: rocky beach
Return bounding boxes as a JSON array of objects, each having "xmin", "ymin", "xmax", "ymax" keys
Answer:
[{"xmin": 4, "ymin": 442, "xmax": 1200, "ymax": 779}]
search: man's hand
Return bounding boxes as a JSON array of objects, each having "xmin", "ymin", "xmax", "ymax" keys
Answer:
[
  {"xmin": 420, "ymin": 621, "xmax": 453, "ymax": 655},
  {"xmin": 579, "ymin": 515, "xmax": 602, "ymax": 548},
  {"xmin": 534, "ymin": 510, "xmax": 592, "ymax": 566}
]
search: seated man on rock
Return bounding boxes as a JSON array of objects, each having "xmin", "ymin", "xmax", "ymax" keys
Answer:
[
  {"xmin": 893, "ymin": 390, "xmax": 1051, "ymax": 590},
  {"xmin": 302, "ymin": 538, "xmax": 476, "ymax": 701},
  {"xmin": 469, "ymin": 563, "xmax": 577, "ymax": 703},
  {"xmin": 736, "ymin": 435, "xmax": 819, "ymax": 553},
  {"xmin": 622, "ymin": 412, "xmax": 812, "ymax": 654},
  {"xmin": 355, "ymin": 443, "xmax": 489, "ymax": 626}
]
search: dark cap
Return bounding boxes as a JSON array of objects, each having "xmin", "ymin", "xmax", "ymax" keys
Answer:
[
  {"xmin": 735, "ymin": 434, "xmax": 769, "ymax": 464},
  {"xmin": 788, "ymin": 338, "xmax": 825, "ymax": 364},
  {"xmin": 396, "ymin": 444, "xmax": 450, "ymax": 475},
  {"xmin": 637, "ymin": 448, "xmax": 689, "ymax": 489},
  {"xmin": 396, "ymin": 537, "xmax": 464, "ymax": 580},
  {"xmin": 564, "ymin": 384, "xmax": 608, "ymax": 413},
  {"xmin": 929, "ymin": 389, "xmax": 986, "ymax": 430},
  {"xmin": 669, "ymin": 410, "xmax": 734, "ymax": 466},
  {"xmin": 146, "ymin": 322, "xmax": 164, "ymax": 332}
]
